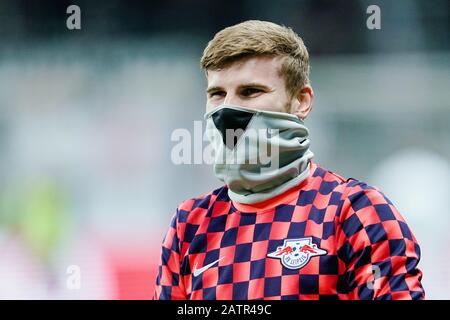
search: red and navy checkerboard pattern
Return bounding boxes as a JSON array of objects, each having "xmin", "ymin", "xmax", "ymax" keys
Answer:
[{"xmin": 153, "ymin": 161, "xmax": 424, "ymax": 300}]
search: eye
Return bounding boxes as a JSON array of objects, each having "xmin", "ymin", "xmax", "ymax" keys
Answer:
[
  {"xmin": 209, "ymin": 91, "xmax": 226, "ymax": 98},
  {"xmin": 241, "ymin": 88, "xmax": 263, "ymax": 97}
]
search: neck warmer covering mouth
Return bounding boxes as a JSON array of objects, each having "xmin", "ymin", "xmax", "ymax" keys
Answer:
[{"xmin": 204, "ymin": 104, "xmax": 314, "ymax": 204}]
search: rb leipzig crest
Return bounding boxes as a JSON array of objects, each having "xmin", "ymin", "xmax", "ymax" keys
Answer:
[{"xmin": 267, "ymin": 237, "xmax": 327, "ymax": 270}]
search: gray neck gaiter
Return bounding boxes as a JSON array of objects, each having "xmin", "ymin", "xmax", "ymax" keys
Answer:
[{"xmin": 204, "ymin": 104, "xmax": 314, "ymax": 204}]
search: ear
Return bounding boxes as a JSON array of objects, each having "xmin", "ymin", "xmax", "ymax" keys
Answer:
[{"xmin": 290, "ymin": 85, "xmax": 314, "ymax": 120}]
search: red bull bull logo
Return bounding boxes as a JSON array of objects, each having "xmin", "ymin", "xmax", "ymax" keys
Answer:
[{"xmin": 267, "ymin": 237, "xmax": 327, "ymax": 270}]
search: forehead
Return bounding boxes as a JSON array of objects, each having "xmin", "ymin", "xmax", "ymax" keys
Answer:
[{"xmin": 206, "ymin": 55, "xmax": 285, "ymax": 88}]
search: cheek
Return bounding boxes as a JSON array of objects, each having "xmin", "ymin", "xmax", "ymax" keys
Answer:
[
  {"xmin": 206, "ymin": 99, "xmax": 221, "ymax": 112},
  {"xmin": 253, "ymin": 91, "xmax": 290, "ymax": 112}
]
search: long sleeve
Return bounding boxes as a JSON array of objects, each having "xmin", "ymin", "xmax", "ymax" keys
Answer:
[
  {"xmin": 153, "ymin": 211, "xmax": 187, "ymax": 300},
  {"xmin": 336, "ymin": 182, "xmax": 425, "ymax": 299}
]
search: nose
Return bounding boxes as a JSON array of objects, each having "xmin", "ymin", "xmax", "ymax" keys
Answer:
[
  {"xmin": 223, "ymin": 93, "xmax": 242, "ymax": 107},
  {"xmin": 207, "ymin": 93, "xmax": 244, "ymax": 113}
]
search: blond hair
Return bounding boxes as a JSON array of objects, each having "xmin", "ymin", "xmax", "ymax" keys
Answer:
[{"xmin": 200, "ymin": 20, "xmax": 310, "ymax": 97}]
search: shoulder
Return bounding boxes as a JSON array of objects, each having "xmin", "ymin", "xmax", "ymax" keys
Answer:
[
  {"xmin": 339, "ymin": 178, "xmax": 399, "ymax": 219},
  {"xmin": 313, "ymin": 163, "xmax": 406, "ymax": 224},
  {"xmin": 332, "ymin": 174, "xmax": 414, "ymax": 244},
  {"xmin": 174, "ymin": 185, "xmax": 230, "ymax": 225},
  {"xmin": 313, "ymin": 163, "xmax": 393, "ymax": 207}
]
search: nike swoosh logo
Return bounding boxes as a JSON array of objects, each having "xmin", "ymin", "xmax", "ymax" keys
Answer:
[{"xmin": 193, "ymin": 257, "xmax": 224, "ymax": 277}]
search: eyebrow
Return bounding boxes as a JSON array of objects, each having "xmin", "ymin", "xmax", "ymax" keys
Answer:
[
  {"xmin": 239, "ymin": 83, "xmax": 272, "ymax": 91},
  {"xmin": 206, "ymin": 83, "xmax": 272, "ymax": 94},
  {"xmin": 206, "ymin": 86, "xmax": 224, "ymax": 94}
]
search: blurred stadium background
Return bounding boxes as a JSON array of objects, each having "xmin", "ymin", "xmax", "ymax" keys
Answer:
[{"xmin": 0, "ymin": 0, "xmax": 449, "ymax": 299}]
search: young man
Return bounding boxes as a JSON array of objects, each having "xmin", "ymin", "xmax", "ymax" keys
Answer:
[{"xmin": 153, "ymin": 20, "xmax": 424, "ymax": 300}]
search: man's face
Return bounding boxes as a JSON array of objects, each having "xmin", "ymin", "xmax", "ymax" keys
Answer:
[{"xmin": 205, "ymin": 55, "xmax": 293, "ymax": 113}]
